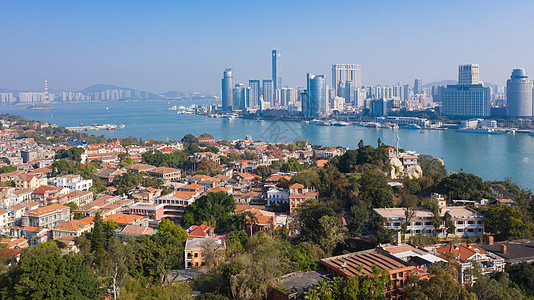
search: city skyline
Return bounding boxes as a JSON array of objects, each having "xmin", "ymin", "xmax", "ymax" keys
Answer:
[{"xmin": 2, "ymin": 1, "xmax": 534, "ymax": 93}]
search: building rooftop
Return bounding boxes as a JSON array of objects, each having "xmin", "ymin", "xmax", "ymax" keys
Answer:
[
  {"xmin": 478, "ymin": 240, "xmax": 534, "ymax": 263},
  {"xmin": 274, "ymin": 271, "xmax": 329, "ymax": 295},
  {"xmin": 25, "ymin": 203, "xmax": 69, "ymax": 217},
  {"xmin": 320, "ymin": 249, "xmax": 413, "ymax": 277}
]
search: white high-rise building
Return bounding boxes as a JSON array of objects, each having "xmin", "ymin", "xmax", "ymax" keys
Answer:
[
  {"xmin": 262, "ymin": 80, "xmax": 274, "ymax": 106},
  {"xmin": 458, "ymin": 64, "xmax": 480, "ymax": 85},
  {"xmin": 506, "ymin": 68, "xmax": 533, "ymax": 117},
  {"xmin": 332, "ymin": 64, "xmax": 362, "ymax": 91}
]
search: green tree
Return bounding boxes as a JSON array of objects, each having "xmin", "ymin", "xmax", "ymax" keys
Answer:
[
  {"xmin": 181, "ymin": 192, "xmax": 236, "ymax": 230},
  {"xmin": 55, "ymin": 147, "xmax": 85, "ymax": 162},
  {"xmin": 0, "ymin": 166, "xmax": 16, "ymax": 174},
  {"xmin": 437, "ymin": 172, "xmax": 490, "ymax": 200},
  {"xmin": 484, "ymin": 204, "xmax": 527, "ymax": 240}
]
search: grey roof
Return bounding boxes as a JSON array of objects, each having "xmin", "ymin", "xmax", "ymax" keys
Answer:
[
  {"xmin": 167, "ymin": 268, "xmax": 209, "ymax": 282},
  {"xmin": 478, "ymin": 240, "xmax": 534, "ymax": 263},
  {"xmin": 275, "ymin": 271, "xmax": 329, "ymax": 295},
  {"xmin": 185, "ymin": 237, "xmax": 225, "ymax": 250}
]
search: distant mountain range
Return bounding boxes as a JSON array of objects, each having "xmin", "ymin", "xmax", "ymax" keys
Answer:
[{"xmin": 423, "ymin": 80, "xmax": 500, "ymax": 88}]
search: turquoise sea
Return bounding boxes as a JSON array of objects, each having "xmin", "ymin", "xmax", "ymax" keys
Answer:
[{"xmin": 2, "ymin": 100, "xmax": 534, "ymax": 190}]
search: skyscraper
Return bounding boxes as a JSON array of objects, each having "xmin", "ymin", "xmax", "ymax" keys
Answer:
[
  {"xmin": 221, "ymin": 69, "xmax": 234, "ymax": 110},
  {"xmin": 506, "ymin": 68, "xmax": 533, "ymax": 117},
  {"xmin": 272, "ymin": 50, "xmax": 282, "ymax": 90},
  {"xmin": 262, "ymin": 79, "xmax": 274, "ymax": 106},
  {"xmin": 332, "ymin": 64, "xmax": 362, "ymax": 93},
  {"xmin": 441, "ymin": 64, "xmax": 490, "ymax": 117},
  {"xmin": 414, "ymin": 79, "xmax": 422, "ymax": 95},
  {"xmin": 458, "ymin": 64, "xmax": 480, "ymax": 85},
  {"xmin": 248, "ymin": 80, "xmax": 260, "ymax": 108},
  {"xmin": 306, "ymin": 73, "xmax": 327, "ymax": 117}
]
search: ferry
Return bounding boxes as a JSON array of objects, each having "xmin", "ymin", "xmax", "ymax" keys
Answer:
[
  {"xmin": 405, "ymin": 124, "xmax": 421, "ymax": 130},
  {"xmin": 27, "ymin": 103, "xmax": 53, "ymax": 110},
  {"xmin": 458, "ymin": 127, "xmax": 505, "ymax": 134},
  {"xmin": 331, "ymin": 121, "xmax": 350, "ymax": 126}
]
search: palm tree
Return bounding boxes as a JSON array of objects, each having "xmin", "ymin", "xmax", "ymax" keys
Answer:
[{"xmin": 242, "ymin": 211, "xmax": 259, "ymax": 237}]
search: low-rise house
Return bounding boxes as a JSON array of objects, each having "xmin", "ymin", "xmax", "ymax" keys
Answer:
[
  {"xmin": 0, "ymin": 237, "xmax": 28, "ymax": 249},
  {"xmin": 265, "ymin": 186, "xmax": 289, "ymax": 207},
  {"xmin": 31, "ymin": 186, "xmax": 70, "ymax": 205},
  {"xmin": 104, "ymin": 213, "xmax": 149, "ymax": 229},
  {"xmin": 288, "ymin": 183, "xmax": 318, "ymax": 215},
  {"xmin": 187, "ymin": 224, "xmax": 215, "ymax": 239},
  {"xmin": 479, "ymin": 238, "xmax": 534, "ymax": 264},
  {"xmin": 9, "ymin": 204, "xmax": 27, "ymax": 226},
  {"xmin": 178, "ymin": 183, "xmax": 205, "ymax": 193},
  {"xmin": 21, "ymin": 226, "xmax": 50, "ymax": 245},
  {"xmin": 128, "ymin": 202, "xmax": 165, "ymax": 221},
  {"xmin": 15, "ymin": 172, "xmax": 47, "ymax": 190},
  {"xmin": 125, "ymin": 163, "xmax": 156, "ymax": 174},
  {"xmin": 154, "ymin": 191, "xmax": 200, "ymax": 224},
  {"xmin": 116, "ymin": 225, "xmax": 156, "ymax": 238},
  {"xmin": 148, "ymin": 167, "xmax": 181, "ymax": 181},
  {"xmin": 184, "ymin": 237, "xmax": 226, "ymax": 269},
  {"xmin": 377, "ymin": 243, "xmax": 446, "ymax": 268},
  {"xmin": 268, "ymin": 271, "xmax": 329, "ymax": 300},
  {"xmin": 95, "ymin": 168, "xmax": 124, "ymax": 183},
  {"xmin": 131, "ymin": 187, "xmax": 162, "ymax": 202},
  {"xmin": 2, "ymin": 188, "xmax": 32, "ymax": 207},
  {"xmin": 0, "ymin": 209, "xmax": 9, "ymax": 232},
  {"xmin": 434, "ymin": 244, "xmax": 505, "ymax": 285},
  {"xmin": 82, "ymin": 142, "xmax": 125, "ymax": 164},
  {"xmin": 320, "ymin": 249, "xmax": 416, "ymax": 300},
  {"xmin": 52, "ymin": 216, "xmax": 95, "ymax": 239},
  {"xmin": 0, "ymin": 170, "xmax": 23, "ymax": 182},
  {"xmin": 52, "ymin": 174, "xmax": 92, "ymax": 191},
  {"xmin": 372, "ymin": 204, "xmax": 484, "ymax": 239},
  {"xmin": 62, "ymin": 190, "xmax": 93, "ymax": 207},
  {"xmin": 22, "ymin": 204, "xmax": 70, "ymax": 229},
  {"xmin": 74, "ymin": 195, "xmax": 132, "ymax": 218}
]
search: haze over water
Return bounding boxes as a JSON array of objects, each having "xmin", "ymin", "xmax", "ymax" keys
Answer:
[{"xmin": 2, "ymin": 100, "xmax": 533, "ymax": 190}]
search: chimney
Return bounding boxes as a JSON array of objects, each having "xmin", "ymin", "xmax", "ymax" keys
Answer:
[
  {"xmin": 500, "ymin": 244, "xmax": 507, "ymax": 254},
  {"xmin": 488, "ymin": 236, "xmax": 494, "ymax": 245},
  {"xmin": 396, "ymin": 231, "xmax": 402, "ymax": 245}
]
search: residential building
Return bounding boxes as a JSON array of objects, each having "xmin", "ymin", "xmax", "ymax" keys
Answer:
[
  {"xmin": 479, "ymin": 239, "xmax": 534, "ymax": 264},
  {"xmin": 332, "ymin": 64, "xmax": 362, "ymax": 93},
  {"xmin": 263, "ymin": 79, "xmax": 274, "ymax": 106},
  {"xmin": 117, "ymin": 225, "xmax": 156, "ymax": 237},
  {"xmin": 320, "ymin": 249, "xmax": 416, "ymax": 300},
  {"xmin": 147, "ymin": 167, "xmax": 181, "ymax": 181},
  {"xmin": 288, "ymin": 183, "xmax": 318, "ymax": 215},
  {"xmin": 62, "ymin": 190, "xmax": 93, "ymax": 207},
  {"xmin": 154, "ymin": 191, "xmax": 199, "ymax": 224},
  {"xmin": 95, "ymin": 167, "xmax": 124, "ymax": 183},
  {"xmin": 506, "ymin": 68, "xmax": 533, "ymax": 117},
  {"xmin": 15, "ymin": 173, "xmax": 47, "ymax": 190},
  {"xmin": 184, "ymin": 237, "xmax": 226, "ymax": 269},
  {"xmin": 0, "ymin": 209, "xmax": 9, "ymax": 232},
  {"xmin": 265, "ymin": 186, "xmax": 289, "ymax": 206},
  {"xmin": 413, "ymin": 78, "xmax": 422, "ymax": 95},
  {"xmin": 52, "ymin": 216, "xmax": 95, "ymax": 239},
  {"xmin": 31, "ymin": 186, "xmax": 70, "ymax": 205},
  {"xmin": 125, "ymin": 163, "xmax": 156, "ymax": 174},
  {"xmin": 373, "ymin": 204, "xmax": 484, "ymax": 239},
  {"xmin": 128, "ymin": 202, "xmax": 165, "ymax": 221},
  {"xmin": 248, "ymin": 80, "xmax": 261, "ymax": 108},
  {"xmin": 52, "ymin": 174, "xmax": 92, "ymax": 191},
  {"xmin": 22, "ymin": 204, "xmax": 70, "ymax": 229},
  {"xmin": 103, "ymin": 213, "xmax": 149, "ymax": 229},
  {"xmin": 187, "ymin": 224, "xmax": 215, "ymax": 239},
  {"xmin": 268, "ymin": 271, "xmax": 329, "ymax": 300},
  {"xmin": 81, "ymin": 142, "xmax": 125, "ymax": 164},
  {"xmin": 434, "ymin": 244, "xmax": 505, "ymax": 285}
]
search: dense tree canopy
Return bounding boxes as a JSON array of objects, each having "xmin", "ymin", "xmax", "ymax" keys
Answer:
[
  {"xmin": 436, "ymin": 172, "xmax": 491, "ymax": 200},
  {"xmin": 483, "ymin": 204, "xmax": 527, "ymax": 240},
  {"xmin": 181, "ymin": 192, "xmax": 236, "ymax": 229}
]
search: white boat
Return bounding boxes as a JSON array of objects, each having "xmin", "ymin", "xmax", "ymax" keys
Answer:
[
  {"xmin": 529, "ymin": 131, "xmax": 534, "ymax": 136},
  {"xmin": 458, "ymin": 127, "xmax": 505, "ymax": 134},
  {"xmin": 119, "ymin": 124, "xmax": 125, "ymax": 129}
]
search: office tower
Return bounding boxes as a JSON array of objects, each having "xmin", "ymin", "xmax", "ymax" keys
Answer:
[
  {"xmin": 403, "ymin": 85, "xmax": 410, "ymax": 101},
  {"xmin": 248, "ymin": 80, "xmax": 260, "ymax": 108},
  {"xmin": 272, "ymin": 49, "xmax": 282, "ymax": 90},
  {"xmin": 300, "ymin": 90, "xmax": 309, "ymax": 115},
  {"xmin": 332, "ymin": 64, "xmax": 362, "ymax": 93},
  {"xmin": 306, "ymin": 73, "xmax": 327, "ymax": 117},
  {"xmin": 280, "ymin": 87, "xmax": 298, "ymax": 107},
  {"xmin": 458, "ymin": 64, "xmax": 480, "ymax": 85},
  {"xmin": 370, "ymin": 99, "xmax": 387, "ymax": 117},
  {"xmin": 262, "ymin": 79, "xmax": 274, "ymax": 106},
  {"xmin": 506, "ymin": 68, "xmax": 533, "ymax": 117},
  {"xmin": 414, "ymin": 79, "xmax": 422, "ymax": 95},
  {"xmin": 233, "ymin": 84, "xmax": 249, "ymax": 110},
  {"xmin": 222, "ymin": 69, "xmax": 234, "ymax": 110},
  {"xmin": 441, "ymin": 64, "xmax": 490, "ymax": 117}
]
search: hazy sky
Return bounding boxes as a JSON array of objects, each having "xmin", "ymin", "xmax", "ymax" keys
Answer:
[{"xmin": 2, "ymin": 0, "xmax": 534, "ymax": 93}]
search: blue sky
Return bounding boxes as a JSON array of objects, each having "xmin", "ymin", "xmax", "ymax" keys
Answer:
[{"xmin": 1, "ymin": 0, "xmax": 534, "ymax": 93}]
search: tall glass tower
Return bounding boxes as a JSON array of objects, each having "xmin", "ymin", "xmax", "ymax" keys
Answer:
[
  {"xmin": 272, "ymin": 50, "xmax": 282, "ymax": 90},
  {"xmin": 507, "ymin": 68, "xmax": 533, "ymax": 117},
  {"xmin": 222, "ymin": 69, "xmax": 234, "ymax": 111},
  {"xmin": 307, "ymin": 73, "xmax": 327, "ymax": 117}
]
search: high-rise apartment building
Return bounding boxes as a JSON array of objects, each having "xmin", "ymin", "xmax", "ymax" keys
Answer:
[
  {"xmin": 248, "ymin": 80, "xmax": 260, "ymax": 108},
  {"xmin": 262, "ymin": 79, "xmax": 274, "ymax": 106},
  {"xmin": 233, "ymin": 84, "xmax": 249, "ymax": 111},
  {"xmin": 221, "ymin": 69, "xmax": 234, "ymax": 110},
  {"xmin": 458, "ymin": 64, "xmax": 480, "ymax": 85},
  {"xmin": 414, "ymin": 79, "xmax": 422, "ymax": 95},
  {"xmin": 306, "ymin": 73, "xmax": 327, "ymax": 117},
  {"xmin": 272, "ymin": 50, "xmax": 282, "ymax": 90},
  {"xmin": 332, "ymin": 64, "xmax": 362, "ymax": 93},
  {"xmin": 441, "ymin": 64, "xmax": 490, "ymax": 117},
  {"xmin": 280, "ymin": 88, "xmax": 298, "ymax": 107},
  {"xmin": 506, "ymin": 68, "xmax": 533, "ymax": 117}
]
